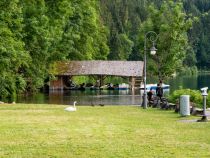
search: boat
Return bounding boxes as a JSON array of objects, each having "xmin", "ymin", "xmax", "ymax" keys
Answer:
[
  {"xmin": 101, "ymin": 83, "xmax": 130, "ymax": 90},
  {"xmin": 65, "ymin": 83, "xmax": 130, "ymax": 91},
  {"xmin": 116, "ymin": 83, "xmax": 129, "ymax": 90},
  {"xmin": 140, "ymin": 83, "xmax": 170, "ymax": 90}
]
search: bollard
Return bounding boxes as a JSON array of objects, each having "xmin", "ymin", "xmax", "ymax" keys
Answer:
[{"xmin": 180, "ymin": 95, "xmax": 190, "ymax": 117}]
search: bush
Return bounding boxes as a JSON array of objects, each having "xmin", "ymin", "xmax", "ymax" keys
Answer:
[{"xmin": 169, "ymin": 89, "xmax": 203, "ymax": 108}]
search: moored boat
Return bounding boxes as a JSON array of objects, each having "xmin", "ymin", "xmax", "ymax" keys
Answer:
[{"xmin": 140, "ymin": 83, "xmax": 170, "ymax": 90}]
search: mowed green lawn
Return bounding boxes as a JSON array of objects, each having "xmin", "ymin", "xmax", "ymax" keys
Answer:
[{"xmin": 0, "ymin": 104, "xmax": 210, "ymax": 158}]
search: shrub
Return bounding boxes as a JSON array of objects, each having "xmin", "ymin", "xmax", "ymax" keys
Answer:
[{"xmin": 169, "ymin": 89, "xmax": 203, "ymax": 108}]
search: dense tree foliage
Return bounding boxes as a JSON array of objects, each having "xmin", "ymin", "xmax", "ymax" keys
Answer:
[
  {"xmin": 0, "ymin": 0, "xmax": 210, "ymax": 99},
  {"xmin": 99, "ymin": 0, "xmax": 197, "ymax": 78},
  {"xmin": 183, "ymin": 0, "xmax": 210, "ymax": 69},
  {"xmin": 0, "ymin": 0, "xmax": 30, "ymax": 99},
  {"xmin": 139, "ymin": 1, "xmax": 194, "ymax": 79},
  {"xmin": 0, "ymin": 0, "xmax": 109, "ymax": 99}
]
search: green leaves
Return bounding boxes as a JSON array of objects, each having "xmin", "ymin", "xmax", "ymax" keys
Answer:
[
  {"xmin": 169, "ymin": 89, "xmax": 203, "ymax": 108},
  {"xmin": 0, "ymin": 0, "xmax": 209, "ymax": 99},
  {"xmin": 0, "ymin": 0, "xmax": 109, "ymax": 99},
  {"xmin": 0, "ymin": 0, "xmax": 30, "ymax": 99},
  {"xmin": 140, "ymin": 0, "xmax": 194, "ymax": 79}
]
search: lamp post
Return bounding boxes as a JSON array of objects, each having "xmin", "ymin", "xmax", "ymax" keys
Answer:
[{"xmin": 143, "ymin": 31, "xmax": 158, "ymax": 109}]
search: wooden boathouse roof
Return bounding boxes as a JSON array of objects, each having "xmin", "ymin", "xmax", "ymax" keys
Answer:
[{"xmin": 51, "ymin": 60, "xmax": 144, "ymax": 77}]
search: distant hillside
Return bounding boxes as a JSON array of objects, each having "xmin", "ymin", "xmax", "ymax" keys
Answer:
[{"xmin": 99, "ymin": 0, "xmax": 210, "ymax": 69}]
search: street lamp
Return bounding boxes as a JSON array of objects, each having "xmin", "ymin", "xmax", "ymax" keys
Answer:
[{"xmin": 143, "ymin": 31, "xmax": 158, "ymax": 109}]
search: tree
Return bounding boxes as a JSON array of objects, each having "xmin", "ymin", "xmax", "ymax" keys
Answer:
[
  {"xmin": 58, "ymin": 0, "xmax": 109, "ymax": 60},
  {"xmin": 0, "ymin": 0, "xmax": 30, "ymax": 99},
  {"xmin": 21, "ymin": 0, "xmax": 51, "ymax": 91},
  {"xmin": 139, "ymin": 0, "xmax": 194, "ymax": 79},
  {"xmin": 183, "ymin": 0, "xmax": 210, "ymax": 69},
  {"xmin": 100, "ymin": 0, "xmax": 141, "ymax": 60},
  {"xmin": 21, "ymin": 0, "xmax": 109, "ymax": 91}
]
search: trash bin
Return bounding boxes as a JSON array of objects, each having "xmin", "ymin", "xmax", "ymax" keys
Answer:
[{"xmin": 180, "ymin": 95, "xmax": 190, "ymax": 116}]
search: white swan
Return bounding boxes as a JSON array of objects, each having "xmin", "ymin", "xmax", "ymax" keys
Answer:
[{"xmin": 65, "ymin": 101, "xmax": 77, "ymax": 112}]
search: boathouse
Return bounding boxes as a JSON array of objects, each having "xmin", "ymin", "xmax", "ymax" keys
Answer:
[{"xmin": 49, "ymin": 61, "xmax": 144, "ymax": 90}]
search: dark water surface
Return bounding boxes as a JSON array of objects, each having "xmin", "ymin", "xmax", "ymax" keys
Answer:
[
  {"xmin": 17, "ymin": 73, "xmax": 210, "ymax": 105},
  {"xmin": 17, "ymin": 90, "xmax": 142, "ymax": 105},
  {"xmin": 167, "ymin": 73, "xmax": 210, "ymax": 92}
]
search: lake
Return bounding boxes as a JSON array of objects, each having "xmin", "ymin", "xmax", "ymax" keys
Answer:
[{"xmin": 17, "ymin": 73, "xmax": 210, "ymax": 105}]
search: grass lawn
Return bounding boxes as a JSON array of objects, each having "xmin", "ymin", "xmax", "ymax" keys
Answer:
[{"xmin": 0, "ymin": 104, "xmax": 210, "ymax": 158}]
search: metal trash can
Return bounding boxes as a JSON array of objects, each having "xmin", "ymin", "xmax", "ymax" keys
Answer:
[{"xmin": 180, "ymin": 95, "xmax": 190, "ymax": 116}]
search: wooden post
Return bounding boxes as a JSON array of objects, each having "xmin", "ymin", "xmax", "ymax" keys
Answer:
[
  {"xmin": 99, "ymin": 75, "xmax": 107, "ymax": 87},
  {"xmin": 130, "ymin": 76, "xmax": 135, "ymax": 90},
  {"xmin": 49, "ymin": 76, "xmax": 64, "ymax": 90},
  {"xmin": 60, "ymin": 76, "xmax": 64, "ymax": 90}
]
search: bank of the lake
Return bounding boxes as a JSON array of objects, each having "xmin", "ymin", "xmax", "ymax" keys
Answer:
[{"xmin": 0, "ymin": 104, "xmax": 210, "ymax": 157}]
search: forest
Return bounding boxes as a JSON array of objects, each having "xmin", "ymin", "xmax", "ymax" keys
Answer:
[{"xmin": 0, "ymin": 0, "xmax": 210, "ymax": 99}]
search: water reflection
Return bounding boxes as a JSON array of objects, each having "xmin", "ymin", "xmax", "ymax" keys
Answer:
[
  {"xmin": 168, "ymin": 75, "xmax": 197, "ymax": 92},
  {"xmin": 167, "ymin": 73, "xmax": 210, "ymax": 92},
  {"xmin": 17, "ymin": 90, "xmax": 143, "ymax": 105},
  {"xmin": 49, "ymin": 90, "xmax": 143, "ymax": 105}
]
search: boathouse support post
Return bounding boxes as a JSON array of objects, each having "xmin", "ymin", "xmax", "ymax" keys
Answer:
[
  {"xmin": 49, "ymin": 76, "xmax": 64, "ymax": 90},
  {"xmin": 129, "ymin": 77, "xmax": 135, "ymax": 90},
  {"xmin": 98, "ymin": 75, "xmax": 107, "ymax": 87}
]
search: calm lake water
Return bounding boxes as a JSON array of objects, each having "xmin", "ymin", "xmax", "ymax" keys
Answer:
[{"xmin": 17, "ymin": 73, "xmax": 210, "ymax": 105}]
